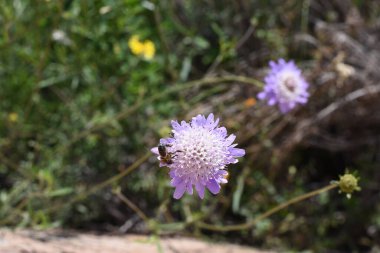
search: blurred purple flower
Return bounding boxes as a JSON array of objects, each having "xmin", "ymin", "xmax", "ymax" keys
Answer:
[
  {"xmin": 151, "ymin": 114, "xmax": 245, "ymax": 199},
  {"xmin": 258, "ymin": 59, "xmax": 309, "ymax": 113}
]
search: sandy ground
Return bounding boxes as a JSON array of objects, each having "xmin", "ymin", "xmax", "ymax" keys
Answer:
[{"xmin": 0, "ymin": 229, "xmax": 274, "ymax": 253}]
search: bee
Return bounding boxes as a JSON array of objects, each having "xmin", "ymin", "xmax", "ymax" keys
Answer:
[{"xmin": 158, "ymin": 143, "xmax": 180, "ymax": 165}]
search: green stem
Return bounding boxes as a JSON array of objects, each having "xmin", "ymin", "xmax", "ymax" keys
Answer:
[{"xmin": 197, "ymin": 183, "xmax": 338, "ymax": 232}]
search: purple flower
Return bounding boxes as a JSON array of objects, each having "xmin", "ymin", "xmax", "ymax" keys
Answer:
[
  {"xmin": 258, "ymin": 59, "xmax": 309, "ymax": 113},
  {"xmin": 151, "ymin": 114, "xmax": 245, "ymax": 199}
]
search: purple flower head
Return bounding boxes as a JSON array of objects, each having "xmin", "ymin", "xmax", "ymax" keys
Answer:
[
  {"xmin": 258, "ymin": 59, "xmax": 309, "ymax": 113},
  {"xmin": 151, "ymin": 114, "xmax": 245, "ymax": 199}
]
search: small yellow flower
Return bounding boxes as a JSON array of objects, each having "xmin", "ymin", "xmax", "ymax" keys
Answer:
[
  {"xmin": 142, "ymin": 40, "xmax": 155, "ymax": 60},
  {"xmin": 128, "ymin": 35, "xmax": 145, "ymax": 55},
  {"xmin": 8, "ymin": 112, "xmax": 18, "ymax": 122},
  {"xmin": 128, "ymin": 35, "xmax": 155, "ymax": 60}
]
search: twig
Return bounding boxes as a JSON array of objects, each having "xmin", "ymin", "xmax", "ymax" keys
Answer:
[
  {"xmin": 44, "ymin": 153, "xmax": 150, "ymax": 214},
  {"xmin": 315, "ymin": 85, "xmax": 380, "ymax": 121},
  {"xmin": 70, "ymin": 153, "xmax": 150, "ymax": 203},
  {"xmin": 236, "ymin": 25, "xmax": 255, "ymax": 50},
  {"xmin": 275, "ymin": 84, "xmax": 380, "ymax": 163},
  {"xmin": 196, "ymin": 183, "xmax": 338, "ymax": 232},
  {"xmin": 114, "ymin": 189, "xmax": 150, "ymax": 224}
]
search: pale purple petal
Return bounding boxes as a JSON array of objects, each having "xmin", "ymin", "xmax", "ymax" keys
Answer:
[
  {"xmin": 173, "ymin": 183, "xmax": 186, "ymax": 199},
  {"xmin": 215, "ymin": 127, "xmax": 227, "ymax": 137},
  {"xmin": 160, "ymin": 138, "xmax": 174, "ymax": 145},
  {"xmin": 195, "ymin": 182, "xmax": 205, "ymax": 199},
  {"xmin": 229, "ymin": 147, "xmax": 245, "ymax": 157},
  {"xmin": 151, "ymin": 147, "xmax": 159, "ymax": 155},
  {"xmin": 171, "ymin": 120, "xmax": 181, "ymax": 131},
  {"xmin": 206, "ymin": 118, "xmax": 219, "ymax": 130},
  {"xmin": 216, "ymin": 170, "xmax": 228, "ymax": 184},
  {"xmin": 268, "ymin": 98, "xmax": 276, "ymax": 106},
  {"xmin": 171, "ymin": 176, "xmax": 183, "ymax": 187},
  {"xmin": 257, "ymin": 92, "xmax": 266, "ymax": 100},
  {"xmin": 186, "ymin": 184, "xmax": 193, "ymax": 194},
  {"xmin": 225, "ymin": 157, "xmax": 238, "ymax": 164},
  {"xmin": 207, "ymin": 113, "xmax": 214, "ymax": 123},
  {"xmin": 191, "ymin": 115, "xmax": 207, "ymax": 127},
  {"xmin": 225, "ymin": 134, "xmax": 236, "ymax": 146},
  {"xmin": 219, "ymin": 178, "xmax": 228, "ymax": 184},
  {"xmin": 206, "ymin": 179, "xmax": 221, "ymax": 194}
]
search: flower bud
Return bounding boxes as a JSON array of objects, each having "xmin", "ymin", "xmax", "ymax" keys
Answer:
[{"xmin": 337, "ymin": 173, "xmax": 361, "ymax": 199}]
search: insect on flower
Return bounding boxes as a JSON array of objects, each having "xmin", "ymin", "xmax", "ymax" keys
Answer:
[
  {"xmin": 157, "ymin": 143, "xmax": 182, "ymax": 165},
  {"xmin": 158, "ymin": 143, "xmax": 173, "ymax": 164},
  {"xmin": 151, "ymin": 114, "xmax": 245, "ymax": 199}
]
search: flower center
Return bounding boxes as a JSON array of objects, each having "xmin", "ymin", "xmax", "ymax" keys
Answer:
[
  {"xmin": 172, "ymin": 128, "xmax": 224, "ymax": 181},
  {"xmin": 284, "ymin": 77, "xmax": 296, "ymax": 92},
  {"xmin": 278, "ymin": 73, "xmax": 300, "ymax": 101}
]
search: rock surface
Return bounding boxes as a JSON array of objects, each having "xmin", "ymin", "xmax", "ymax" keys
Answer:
[{"xmin": 0, "ymin": 229, "xmax": 274, "ymax": 253}]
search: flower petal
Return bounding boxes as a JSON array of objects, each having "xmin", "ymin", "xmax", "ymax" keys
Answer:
[
  {"xmin": 191, "ymin": 114, "xmax": 207, "ymax": 127},
  {"xmin": 215, "ymin": 127, "xmax": 227, "ymax": 138},
  {"xmin": 206, "ymin": 179, "xmax": 221, "ymax": 194},
  {"xmin": 186, "ymin": 183, "xmax": 193, "ymax": 195},
  {"xmin": 171, "ymin": 176, "xmax": 183, "ymax": 187},
  {"xmin": 195, "ymin": 182, "xmax": 205, "ymax": 199},
  {"xmin": 207, "ymin": 113, "xmax": 214, "ymax": 123},
  {"xmin": 268, "ymin": 98, "xmax": 276, "ymax": 106},
  {"xmin": 225, "ymin": 134, "xmax": 236, "ymax": 146},
  {"xmin": 160, "ymin": 138, "xmax": 174, "ymax": 145},
  {"xmin": 257, "ymin": 92, "xmax": 266, "ymax": 100},
  {"xmin": 171, "ymin": 120, "xmax": 181, "ymax": 131},
  {"xmin": 173, "ymin": 183, "xmax": 186, "ymax": 199},
  {"xmin": 229, "ymin": 147, "xmax": 245, "ymax": 157},
  {"xmin": 151, "ymin": 147, "xmax": 159, "ymax": 155}
]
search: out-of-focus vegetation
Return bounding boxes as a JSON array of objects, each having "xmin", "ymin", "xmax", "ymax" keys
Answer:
[{"xmin": 1, "ymin": 0, "xmax": 380, "ymax": 252}]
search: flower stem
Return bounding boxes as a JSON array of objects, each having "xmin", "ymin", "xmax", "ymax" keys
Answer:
[{"xmin": 197, "ymin": 183, "xmax": 338, "ymax": 232}]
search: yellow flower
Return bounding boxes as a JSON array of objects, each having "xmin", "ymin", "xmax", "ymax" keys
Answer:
[
  {"xmin": 128, "ymin": 35, "xmax": 155, "ymax": 60},
  {"xmin": 8, "ymin": 112, "xmax": 18, "ymax": 122},
  {"xmin": 128, "ymin": 35, "xmax": 145, "ymax": 55},
  {"xmin": 142, "ymin": 40, "xmax": 155, "ymax": 60}
]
